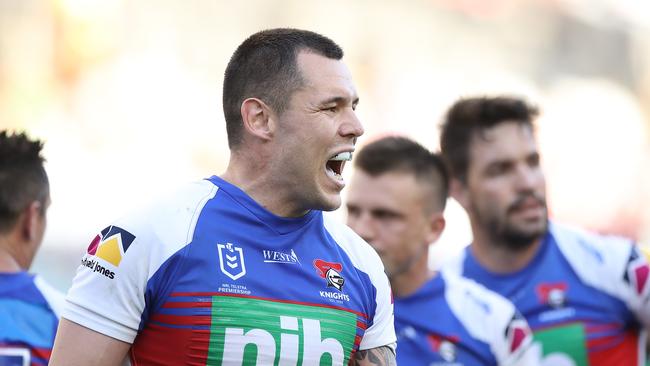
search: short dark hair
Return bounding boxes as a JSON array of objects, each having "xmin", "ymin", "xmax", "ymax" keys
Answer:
[
  {"xmin": 223, "ymin": 28, "xmax": 344, "ymax": 149},
  {"xmin": 354, "ymin": 136, "xmax": 449, "ymax": 211},
  {"xmin": 440, "ymin": 96, "xmax": 539, "ymax": 182},
  {"xmin": 0, "ymin": 131, "xmax": 49, "ymax": 233}
]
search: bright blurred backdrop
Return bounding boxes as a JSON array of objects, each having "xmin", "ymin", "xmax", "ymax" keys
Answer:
[{"xmin": 1, "ymin": 0, "xmax": 649, "ymax": 291}]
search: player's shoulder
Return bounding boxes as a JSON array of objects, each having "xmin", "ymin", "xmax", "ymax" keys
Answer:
[
  {"xmin": 549, "ymin": 221, "xmax": 649, "ymax": 303},
  {"xmin": 440, "ymin": 270, "xmax": 531, "ymax": 361},
  {"xmin": 123, "ymin": 179, "xmax": 217, "ymax": 227},
  {"xmin": 322, "ymin": 213, "xmax": 385, "ymax": 275},
  {"xmin": 549, "ymin": 221, "xmax": 634, "ymax": 265},
  {"xmin": 86, "ymin": 179, "xmax": 219, "ymax": 271},
  {"xmin": 441, "ymin": 269, "xmax": 515, "ymax": 320},
  {"xmin": 110, "ymin": 180, "xmax": 217, "ymax": 241}
]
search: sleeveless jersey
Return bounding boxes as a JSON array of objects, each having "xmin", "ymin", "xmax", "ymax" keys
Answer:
[
  {"xmin": 445, "ymin": 222, "xmax": 650, "ymax": 366},
  {"xmin": 63, "ymin": 176, "xmax": 395, "ymax": 365},
  {"xmin": 0, "ymin": 272, "xmax": 64, "ymax": 365}
]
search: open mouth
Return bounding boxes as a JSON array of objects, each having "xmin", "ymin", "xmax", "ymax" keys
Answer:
[{"xmin": 326, "ymin": 152, "xmax": 352, "ymax": 181}]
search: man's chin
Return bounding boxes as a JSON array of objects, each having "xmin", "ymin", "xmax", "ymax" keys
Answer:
[
  {"xmin": 317, "ymin": 194, "xmax": 342, "ymax": 212},
  {"xmin": 501, "ymin": 221, "xmax": 548, "ymax": 251}
]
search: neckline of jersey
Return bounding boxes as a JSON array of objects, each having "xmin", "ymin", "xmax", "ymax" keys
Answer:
[
  {"xmin": 394, "ymin": 274, "xmax": 444, "ymax": 303},
  {"xmin": 0, "ymin": 271, "xmax": 35, "ymax": 294},
  {"xmin": 206, "ymin": 175, "xmax": 319, "ymax": 234}
]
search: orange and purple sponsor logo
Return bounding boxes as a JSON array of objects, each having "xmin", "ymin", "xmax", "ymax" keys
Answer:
[{"xmin": 82, "ymin": 226, "xmax": 135, "ymax": 279}]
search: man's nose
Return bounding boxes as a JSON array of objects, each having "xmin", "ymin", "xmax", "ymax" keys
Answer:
[
  {"xmin": 514, "ymin": 165, "xmax": 541, "ymax": 191},
  {"xmin": 339, "ymin": 109, "xmax": 364, "ymax": 139}
]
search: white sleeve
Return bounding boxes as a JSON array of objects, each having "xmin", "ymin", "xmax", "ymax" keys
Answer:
[
  {"xmin": 63, "ymin": 219, "xmax": 158, "ymax": 343},
  {"xmin": 322, "ymin": 214, "xmax": 397, "ymax": 350},
  {"xmin": 552, "ymin": 224, "xmax": 650, "ymax": 329},
  {"xmin": 358, "ymin": 260, "xmax": 395, "ymax": 351},
  {"xmin": 62, "ymin": 181, "xmax": 217, "ymax": 343},
  {"xmin": 442, "ymin": 271, "xmax": 538, "ymax": 366}
]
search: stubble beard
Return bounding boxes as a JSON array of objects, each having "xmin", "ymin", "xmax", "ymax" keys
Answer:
[
  {"xmin": 305, "ymin": 188, "xmax": 341, "ymax": 213},
  {"xmin": 312, "ymin": 187, "xmax": 342, "ymax": 212},
  {"xmin": 474, "ymin": 198, "xmax": 549, "ymax": 252},
  {"xmin": 496, "ymin": 217, "xmax": 548, "ymax": 251}
]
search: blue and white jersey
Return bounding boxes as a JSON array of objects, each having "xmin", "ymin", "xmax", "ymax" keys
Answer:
[
  {"xmin": 0, "ymin": 272, "xmax": 64, "ymax": 366},
  {"xmin": 63, "ymin": 176, "xmax": 395, "ymax": 365},
  {"xmin": 395, "ymin": 270, "xmax": 536, "ymax": 366},
  {"xmin": 445, "ymin": 222, "xmax": 650, "ymax": 366}
]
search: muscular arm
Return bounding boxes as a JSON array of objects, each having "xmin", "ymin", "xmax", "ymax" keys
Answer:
[
  {"xmin": 350, "ymin": 345, "xmax": 396, "ymax": 366},
  {"xmin": 49, "ymin": 318, "xmax": 131, "ymax": 366}
]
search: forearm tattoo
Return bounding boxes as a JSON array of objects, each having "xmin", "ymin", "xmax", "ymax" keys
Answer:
[{"xmin": 350, "ymin": 346, "xmax": 397, "ymax": 366}]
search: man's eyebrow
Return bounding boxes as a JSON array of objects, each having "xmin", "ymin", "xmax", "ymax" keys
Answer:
[
  {"xmin": 485, "ymin": 159, "xmax": 513, "ymax": 168},
  {"xmin": 320, "ymin": 96, "xmax": 360, "ymax": 105}
]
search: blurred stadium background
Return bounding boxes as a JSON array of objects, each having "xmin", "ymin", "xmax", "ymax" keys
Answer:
[{"xmin": 1, "ymin": 0, "xmax": 649, "ymax": 292}]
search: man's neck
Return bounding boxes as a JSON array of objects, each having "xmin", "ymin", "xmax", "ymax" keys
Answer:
[
  {"xmin": 391, "ymin": 260, "xmax": 434, "ymax": 298},
  {"xmin": 0, "ymin": 237, "xmax": 23, "ymax": 272},
  {"xmin": 470, "ymin": 232, "xmax": 542, "ymax": 274},
  {"xmin": 221, "ymin": 155, "xmax": 308, "ymax": 218}
]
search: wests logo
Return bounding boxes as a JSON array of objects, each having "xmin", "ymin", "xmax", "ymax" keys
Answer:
[{"xmin": 262, "ymin": 249, "xmax": 300, "ymax": 265}]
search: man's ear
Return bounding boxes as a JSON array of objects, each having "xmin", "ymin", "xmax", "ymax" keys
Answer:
[
  {"xmin": 20, "ymin": 200, "xmax": 42, "ymax": 242},
  {"xmin": 450, "ymin": 178, "xmax": 470, "ymax": 211},
  {"xmin": 240, "ymin": 98, "xmax": 275, "ymax": 141},
  {"xmin": 424, "ymin": 213, "xmax": 446, "ymax": 245}
]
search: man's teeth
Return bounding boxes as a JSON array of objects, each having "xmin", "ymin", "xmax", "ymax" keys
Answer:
[
  {"xmin": 326, "ymin": 166, "xmax": 343, "ymax": 179},
  {"xmin": 330, "ymin": 152, "xmax": 352, "ymax": 161}
]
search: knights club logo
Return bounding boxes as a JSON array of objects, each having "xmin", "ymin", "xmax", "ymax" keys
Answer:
[
  {"xmin": 536, "ymin": 282, "xmax": 567, "ymax": 308},
  {"xmin": 218, "ymin": 243, "xmax": 246, "ymax": 280},
  {"xmin": 313, "ymin": 259, "xmax": 345, "ymax": 291},
  {"xmin": 426, "ymin": 334, "xmax": 458, "ymax": 362}
]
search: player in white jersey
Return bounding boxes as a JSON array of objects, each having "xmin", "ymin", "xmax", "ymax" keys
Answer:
[
  {"xmin": 346, "ymin": 136, "xmax": 539, "ymax": 365},
  {"xmin": 51, "ymin": 28, "xmax": 396, "ymax": 365},
  {"xmin": 439, "ymin": 96, "xmax": 650, "ymax": 365}
]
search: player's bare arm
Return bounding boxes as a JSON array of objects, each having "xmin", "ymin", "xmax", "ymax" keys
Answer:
[
  {"xmin": 350, "ymin": 345, "xmax": 397, "ymax": 366},
  {"xmin": 50, "ymin": 319, "xmax": 131, "ymax": 366}
]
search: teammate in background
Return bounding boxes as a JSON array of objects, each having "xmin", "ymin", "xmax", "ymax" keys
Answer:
[
  {"xmin": 346, "ymin": 136, "xmax": 539, "ymax": 365},
  {"xmin": 0, "ymin": 130, "xmax": 64, "ymax": 366},
  {"xmin": 440, "ymin": 96, "xmax": 650, "ymax": 366},
  {"xmin": 51, "ymin": 28, "xmax": 396, "ymax": 365}
]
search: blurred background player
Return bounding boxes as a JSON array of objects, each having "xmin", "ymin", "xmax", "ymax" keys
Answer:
[
  {"xmin": 440, "ymin": 96, "xmax": 650, "ymax": 366},
  {"xmin": 0, "ymin": 130, "xmax": 64, "ymax": 365},
  {"xmin": 346, "ymin": 135, "xmax": 538, "ymax": 365}
]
